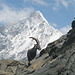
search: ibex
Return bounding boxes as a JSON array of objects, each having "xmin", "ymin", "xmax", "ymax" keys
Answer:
[{"xmin": 27, "ymin": 37, "xmax": 41, "ymax": 66}]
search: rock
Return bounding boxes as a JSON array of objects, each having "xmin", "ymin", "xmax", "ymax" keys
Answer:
[
  {"xmin": 46, "ymin": 35, "xmax": 67, "ymax": 59},
  {"xmin": 15, "ymin": 64, "xmax": 35, "ymax": 75},
  {"xmin": 71, "ymin": 20, "xmax": 75, "ymax": 29},
  {"xmin": 30, "ymin": 28, "xmax": 75, "ymax": 75},
  {"xmin": 0, "ymin": 70, "xmax": 14, "ymax": 75},
  {"xmin": 39, "ymin": 49, "xmax": 45, "ymax": 57},
  {"xmin": 15, "ymin": 53, "xmax": 50, "ymax": 75},
  {"xmin": 0, "ymin": 59, "xmax": 27, "ymax": 75},
  {"xmin": 0, "ymin": 59, "xmax": 14, "ymax": 71}
]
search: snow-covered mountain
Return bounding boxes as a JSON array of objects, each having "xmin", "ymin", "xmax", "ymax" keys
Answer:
[{"xmin": 0, "ymin": 11, "xmax": 62, "ymax": 61}]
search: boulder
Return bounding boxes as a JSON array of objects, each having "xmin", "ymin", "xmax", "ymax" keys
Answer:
[{"xmin": 71, "ymin": 20, "xmax": 75, "ymax": 29}]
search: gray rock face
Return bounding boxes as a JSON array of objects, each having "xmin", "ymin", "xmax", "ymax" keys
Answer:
[
  {"xmin": 0, "ymin": 28, "xmax": 75, "ymax": 75},
  {"xmin": 71, "ymin": 20, "xmax": 75, "ymax": 29},
  {"xmin": 0, "ymin": 59, "xmax": 27, "ymax": 75}
]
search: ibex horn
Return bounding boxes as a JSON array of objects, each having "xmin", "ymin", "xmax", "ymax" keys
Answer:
[{"xmin": 29, "ymin": 37, "xmax": 40, "ymax": 45}]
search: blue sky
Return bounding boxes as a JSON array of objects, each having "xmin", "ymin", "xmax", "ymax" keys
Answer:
[{"xmin": 0, "ymin": 0, "xmax": 75, "ymax": 34}]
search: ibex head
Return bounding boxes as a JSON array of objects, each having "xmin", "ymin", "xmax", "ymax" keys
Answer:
[{"xmin": 29, "ymin": 37, "xmax": 41, "ymax": 50}]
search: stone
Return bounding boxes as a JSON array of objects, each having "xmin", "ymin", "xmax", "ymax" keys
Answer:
[{"xmin": 71, "ymin": 20, "xmax": 75, "ymax": 29}]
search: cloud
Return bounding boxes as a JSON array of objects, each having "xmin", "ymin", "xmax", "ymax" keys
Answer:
[
  {"xmin": 50, "ymin": 23, "xmax": 57, "ymax": 27},
  {"xmin": 52, "ymin": 0, "xmax": 75, "ymax": 11},
  {"xmin": 52, "ymin": 0, "xmax": 69, "ymax": 10},
  {"xmin": 50, "ymin": 22, "xmax": 71, "ymax": 34},
  {"xmin": 68, "ymin": 0, "xmax": 75, "ymax": 6},
  {"xmin": 0, "ymin": 3, "xmax": 35, "ymax": 24},
  {"xmin": 61, "ymin": 0, "xmax": 68, "ymax": 8},
  {"xmin": 59, "ymin": 25, "xmax": 72, "ymax": 34},
  {"xmin": 24, "ymin": 0, "xmax": 49, "ymax": 6},
  {"xmin": 32, "ymin": 0, "xmax": 49, "ymax": 6}
]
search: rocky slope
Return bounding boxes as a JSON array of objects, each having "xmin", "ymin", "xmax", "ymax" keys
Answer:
[{"xmin": 0, "ymin": 24, "xmax": 75, "ymax": 75}]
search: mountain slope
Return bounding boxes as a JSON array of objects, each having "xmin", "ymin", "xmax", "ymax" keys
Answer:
[
  {"xmin": 0, "ymin": 11, "xmax": 62, "ymax": 61},
  {"xmin": 0, "ymin": 27, "xmax": 75, "ymax": 75}
]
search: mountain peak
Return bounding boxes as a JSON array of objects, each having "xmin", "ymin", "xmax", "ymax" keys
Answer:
[
  {"xmin": 30, "ymin": 11, "xmax": 41, "ymax": 17},
  {"xmin": 32, "ymin": 11, "xmax": 41, "ymax": 15},
  {"xmin": 34, "ymin": 10, "xmax": 41, "ymax": 14},
  {"xmin": 30, "ymin": 11, "xmax": 48, "ymax": 24}
]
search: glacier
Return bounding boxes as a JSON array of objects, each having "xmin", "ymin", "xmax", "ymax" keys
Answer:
[{"xmin": 0, "ymin": 11, "xmax": 63, "ymax": 61}]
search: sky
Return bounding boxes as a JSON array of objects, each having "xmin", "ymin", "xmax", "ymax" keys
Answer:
[{"xmin": 0, "ymin": 0, "xmax": 75, "ymax": 34}]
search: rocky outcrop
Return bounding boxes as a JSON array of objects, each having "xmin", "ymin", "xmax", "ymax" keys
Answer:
[
  {"xmin": 0, "ymin": 27, "xmax": 75, "ymax": 75},
  {"xmin": 33, "ymin": 28, "xmax": 75, "ymax": 75},
  {"xmin": 14, "ymin": 28, "xmax": 75, "ymax": 75},
  {"xmin": 71, "ymin": 20, "xmax": 75, "ymax": 29},
  {"xmin": 0, "ymin": 59, "xmax": 27, "ymax": 75}
]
